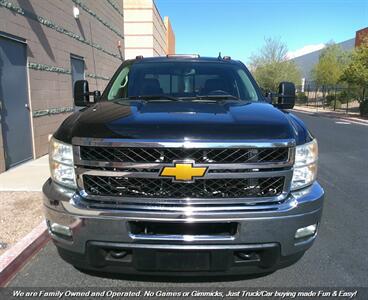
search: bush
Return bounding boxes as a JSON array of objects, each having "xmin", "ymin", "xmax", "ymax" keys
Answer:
[
  {"xmin": 338, "ymin": 88, "xmax": 363, "ymax": 104},
  {"xmin": 325, "ymin": 94, "xmax": 335, "ymax": 105},
  {"xmin": 359, "ymin": 100, "xmax": 368, "ymax": 116},
  {"xmin": 297, "ymin": 92, "xmax": 308, "ymax": 104},
  {"xmin": 337, "ymin": 91, "xmax": 350, "ymax": 104},
  {"xmin": 330, "ymin": 99, "xmax": 342, "ymax": 109}
]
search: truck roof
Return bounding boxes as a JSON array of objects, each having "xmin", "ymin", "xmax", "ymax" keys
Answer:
[{"xmin": 132, "ymin": 55, "xmax": 242, "ymax": 65}]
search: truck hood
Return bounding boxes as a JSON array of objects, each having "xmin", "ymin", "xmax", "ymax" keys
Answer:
[{"xmin": 55, "ymin": 100, "xmax": 312, "ymax": 145}]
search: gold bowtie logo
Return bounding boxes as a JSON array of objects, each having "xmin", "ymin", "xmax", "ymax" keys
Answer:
[{"xmin": 160, "ymin": 162, "xmax": 207, "ymax": 182}]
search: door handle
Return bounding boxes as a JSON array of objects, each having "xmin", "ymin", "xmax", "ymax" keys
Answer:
[{"xmin": 25, "ymin": 103, "xmax": 30, "ymax": 110}]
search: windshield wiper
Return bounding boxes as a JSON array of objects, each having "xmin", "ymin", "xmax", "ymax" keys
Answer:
[{"xmin": 127, "ymin": 95, "xmax": 180, "ymax": 101}]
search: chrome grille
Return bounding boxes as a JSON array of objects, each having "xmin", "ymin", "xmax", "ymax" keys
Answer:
[
  {"xmin": 80, "ymin": 146, "xmax": 289, "ymax": 164},
  {"xmin": 73, "ymin": 138, "xmax": 295, "ymax": 210},
  {"xmin": 83, "ymin": 175, "xmax": 285, "ymax": 199}
]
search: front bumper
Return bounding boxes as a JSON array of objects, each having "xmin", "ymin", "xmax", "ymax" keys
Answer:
[{"xmin": 43, "ymin": 179, "xmax": 324, "ymax": 275}]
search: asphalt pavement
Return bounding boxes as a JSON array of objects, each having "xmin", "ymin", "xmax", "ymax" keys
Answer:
[{"xmin": 8, "ymin": 112, "xmax": 368, "ymax": 287}]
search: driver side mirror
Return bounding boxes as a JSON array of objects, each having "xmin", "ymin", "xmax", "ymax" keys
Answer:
[
  {"xmin": 74, "ymin": 80, "xmax": 101, "ymax": 106},
  {"xmin": 273, "ymin": 82, "xmax": 296, "ymax": 109}
]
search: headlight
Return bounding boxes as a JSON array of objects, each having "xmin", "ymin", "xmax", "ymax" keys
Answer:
[
  {"xmin": 291, "ymin": 139, "xmax": 318, "ymax": 190},
  {"xmin": 49, "ymin": 137, "xmax": 76, "ymax": 188}
]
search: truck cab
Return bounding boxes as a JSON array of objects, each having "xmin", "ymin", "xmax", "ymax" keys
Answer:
[{"xmin": 43, "ymin": 55, "xmax": 324, "ymax": 275}]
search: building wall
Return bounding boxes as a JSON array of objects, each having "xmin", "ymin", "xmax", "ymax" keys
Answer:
[
  {"xmin": 291, "ymin": 38, "xmax": 355, "ymax": 82},
  {"xmin": 355, "ymin": 27, "xmax": 368, "ymax": 47},
  {"xmin": 164, "ymin": 16, "xmax": 175, "ymax": 55},
  {"xmin": 291, "ymin": 27, "xmax": 368, "ymax": 84},
  {"xmin": 0, "ymin": 0, "xmax": 125, "ymax": 172},
  {"xmin": 123, "ymin": 0, "xmax": 174, "ymax": 59},
  {"xmin": 0, "ymin": 123, "xmax": 4, "ymax": 172}
]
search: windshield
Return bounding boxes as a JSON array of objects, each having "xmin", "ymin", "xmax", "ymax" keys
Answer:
[{"xmin": 106, "ymin": 61, "xmax": 260, "ymax": 101}]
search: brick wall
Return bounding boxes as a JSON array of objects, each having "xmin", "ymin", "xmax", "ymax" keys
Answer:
[
  {"xmin": 0, "ymin": 0, "xmax": 124, "ymax": 171},
  {"xmin": 355, "ymin": 27, "xmax": 368, "ymax": 48}
]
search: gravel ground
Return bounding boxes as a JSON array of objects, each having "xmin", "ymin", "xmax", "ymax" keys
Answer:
[{"xmin": 0, "ymin": 192, "xmax": 44, "ymax": 255}]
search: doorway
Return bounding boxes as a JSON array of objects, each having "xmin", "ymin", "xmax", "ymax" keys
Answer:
[
  {"xmin": 71, "ymin": 54, "xmax": 85, "ymax": 92},
  {"xmin": 0, "ymin": 35, "xmax": 33, "ymax": 169},
  {"xmin": 70, "ymin": 55, "xmax": 85, "ymax": 110}
]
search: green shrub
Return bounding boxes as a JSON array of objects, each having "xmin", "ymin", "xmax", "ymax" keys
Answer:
[
  {"xmin": 359, "ymin": 100, "xmax": 368, "ymax": 116},
  {"xmin": 326, "ymin": 94, "xmax": 335, "ymax": 101},
  {"xmin": 338, "ymin": 89, "xmax": 363, "ymax": 104},
  {"xmin": 325, "ymin": 94, "xmax": 335, "ymax": 105},
  {"xmin": 330, "ymin": 99, "xmax": 342, "ymax": 109},
  {"xmin": 297, "ymin": 92, "xmax": 308, "ymax": 104},
  {"xmin": 337, "ymin": 91, "xmax": 350, "ymax": 104}
]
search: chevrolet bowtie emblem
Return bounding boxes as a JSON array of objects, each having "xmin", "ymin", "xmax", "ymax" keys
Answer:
[{"xmin": 160, "ymin": 161, "xmax": 207, "ymax": 182}]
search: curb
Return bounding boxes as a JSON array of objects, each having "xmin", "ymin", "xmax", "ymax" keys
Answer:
[
  {"xmin": 0, "ymin": 221, "xmax": 50, "ymax": 287},
  {"xmin": 293, "ymin": 108, "xmax": 368, "ymax": 125}
]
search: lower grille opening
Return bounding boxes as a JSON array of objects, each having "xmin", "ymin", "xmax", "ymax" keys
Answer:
[
  {"xmin": 129, "ymin": 221, "xmax": 238, "ymax": 237},
  {"xmin": 85, "ymin": 241, "xmax": 281, "ymax": 271},
  {"xmin": 234, "ymin": 248, "xmax": 279, "ymax": 268},
  {"xmin": 236, "ymin": 251, "xmax": 261, "ymax": 262}
]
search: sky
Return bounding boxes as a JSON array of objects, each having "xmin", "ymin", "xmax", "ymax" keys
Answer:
[{"xmin": 155, "ymin": 0, "xmax": 368, "ymax": 63}]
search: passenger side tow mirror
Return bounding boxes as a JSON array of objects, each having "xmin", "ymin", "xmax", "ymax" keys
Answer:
[
  {"xmin": 273, "ymin": 82, "xmax": 296, "ymax": 109},
  {"xmin": 74, "ymin": 80, "xmax": 101, "ymax": 106}
]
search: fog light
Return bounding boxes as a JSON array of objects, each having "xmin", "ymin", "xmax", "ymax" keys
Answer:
[
  {"xmin": 48, "ymin": 221, "xmax": 72, "ymax": 237},
  {"xmin": 295, "ymin": 224, "xmax": 317, "ymax": 239}
]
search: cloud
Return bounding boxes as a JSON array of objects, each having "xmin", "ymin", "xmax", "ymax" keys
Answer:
[{"xmin": 287, "ymin": 43, "xmax": 326, "ymax": 59}]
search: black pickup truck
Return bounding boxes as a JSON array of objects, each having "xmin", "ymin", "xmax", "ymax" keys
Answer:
[{"xmin": 43, "ymin": 55, "xmax": 324, "ymax": 276}]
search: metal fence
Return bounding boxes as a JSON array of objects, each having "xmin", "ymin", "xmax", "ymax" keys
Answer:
[{"xmin": 295, "ymin": 81, "xmax": 366, "ymax": 115}]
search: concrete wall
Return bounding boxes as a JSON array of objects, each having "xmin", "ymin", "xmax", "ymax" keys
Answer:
[
  {"xmin": 124, "ymin": 0, "xmax": 174, "ymax": 59},
  {"xmin": 0, "ymin": 0, "xmax": 125, "ymax": 172},
  {"xmin": 164, "ymin": 16, "xmax": 175, "ymax": 55},
  {"xmin": 292, "ymin": 38, "xmax": 355, "ymax": 82}
]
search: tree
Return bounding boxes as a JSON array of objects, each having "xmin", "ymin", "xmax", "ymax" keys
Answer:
[
  {"xmin": 341, "ymin": 38, "xmax": 368, "ymax": 116},
  {"xmin": 249, "ymin": 38, "xmax": 301, "ymax": 92},
  {"xmin": 341, "ymin": 39, "xmax": 368, "ymax": 99},
  {"xmin": 312, "ymin": 43, "xmax": 347, "ymax": 87}
]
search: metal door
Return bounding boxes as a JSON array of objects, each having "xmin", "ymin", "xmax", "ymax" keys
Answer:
[
  {"xmin": 71, "ymin": 55, "xmax": 85, "ymax": 92},
  {"xmin": 0, "ymin": 35, "xmax": 33, "ymax": 169},
  {"xmin": 71, "ymin": 55, "xmax": 85, "ymax": 110}
]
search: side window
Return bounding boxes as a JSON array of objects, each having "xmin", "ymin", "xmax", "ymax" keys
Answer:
[
  {"xmin": 237, "ymin": 69, "xmax": 258, "ymax": 100},
  {"xmin": 108, "ymin": 66, "xmax": 130, "ymax": 100}
]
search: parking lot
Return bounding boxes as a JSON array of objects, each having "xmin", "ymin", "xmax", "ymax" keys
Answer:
[{"xmin": 7, "ymin": 112, "xmax": 368, "ymax": 287}]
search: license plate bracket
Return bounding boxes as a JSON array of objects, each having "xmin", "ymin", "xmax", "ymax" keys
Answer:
[{"xmin": 133, "ymin": 249, "xmax": 231, "ymax": 272}]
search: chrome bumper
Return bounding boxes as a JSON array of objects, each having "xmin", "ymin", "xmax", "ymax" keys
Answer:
[{"xmin": 43, "ymin": 179, "xmax": 324, "ymax": 258}]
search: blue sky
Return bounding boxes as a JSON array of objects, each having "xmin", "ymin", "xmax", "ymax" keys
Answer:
[{"xmin": 155, "ymin": 0, "xmax": 368, "ymax": 63}]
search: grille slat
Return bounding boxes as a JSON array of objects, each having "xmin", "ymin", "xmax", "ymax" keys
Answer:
[
  {"xmin": 83, "ymin": 175, "xmax": 285, "ymax": 199},
  {"xmin": 79, "ymin": 147, "xmax": 289, "ymax": 164}
]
